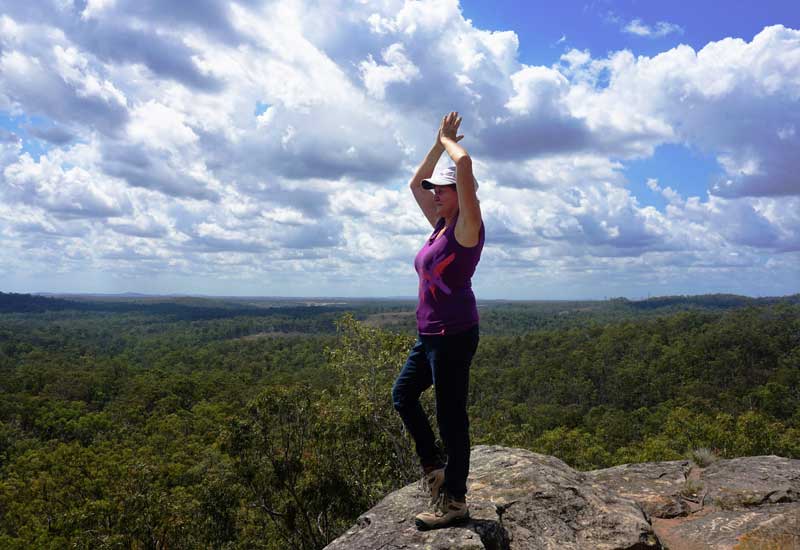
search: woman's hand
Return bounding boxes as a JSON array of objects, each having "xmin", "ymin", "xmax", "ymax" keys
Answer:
[{"xmin": 437, "ymin": 112, "xmax": 464, "ymax": 146}]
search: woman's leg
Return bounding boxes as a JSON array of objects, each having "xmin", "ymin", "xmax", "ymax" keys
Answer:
[
  {"xmin": 392, "ymin": 337, "xmax": 443, "ymax": 468},
  {"xmin": 424, "ymin": 325, "xmax": 479, "ymax": 500}
]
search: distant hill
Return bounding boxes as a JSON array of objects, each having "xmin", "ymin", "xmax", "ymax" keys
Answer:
[
  {"xmin": 0, "ymin": 291, "xmax": 350, "ymax": 320},
  {"xmin": 2, "ymin": 291, "xmax": 798, "ymax": 333},
  {"xmin": 617, "ymin": 293, "xmax": 800, "ymax": 309}
]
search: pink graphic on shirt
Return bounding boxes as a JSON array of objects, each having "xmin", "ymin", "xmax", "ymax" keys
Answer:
[{"xmin": 421, "ymin": 252, "xmax": 456, "ymax": 302}]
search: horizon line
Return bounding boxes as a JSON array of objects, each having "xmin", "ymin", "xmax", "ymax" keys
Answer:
[{"xmin": 7, "ymin": 290, "xmax": 799, "ymax": 302}]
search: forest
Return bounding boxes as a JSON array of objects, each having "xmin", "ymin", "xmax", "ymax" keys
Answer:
[{"xmin": 0, "ymin": 291, "xmax": 798, "ymax": 548}]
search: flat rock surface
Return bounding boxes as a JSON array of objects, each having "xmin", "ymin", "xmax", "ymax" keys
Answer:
[
  {"xmin": 700, "ymin": 456, "xmax": 800, "ymax": 510},
  {"xmin": 585, "ymin": 460, "xmax": 693, "ymax": 519},
  {"xmin": 652, "ymin": 503, "xmax": 800, "ymax": 550},
  {"xmin": 324, "ymin": 445, "xmax": 657, "ymax": 550},
  {"xmin": 589, "ymin": 455, "xmax": 800, "ymax": 549},
  {"xmin": 325, "ymin": 448, "xmax": 800, "ymax": 549}
]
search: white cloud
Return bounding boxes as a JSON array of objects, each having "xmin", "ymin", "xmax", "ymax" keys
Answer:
[
  {"xmin": 623, "ymin": 18, "xmax": 684, "ymax": 38},
  {"xmin": 359, "ymin": 43, "xmax": 420, "ymax": 100},
  {"xmin": 0, "ymin": 132, "xmax": 22, "ymax": 168},
  {"xmin": 505, "ymin": 65, "xmax": 569, "ymax": 116},
  {"xmin": 0, "ymin": 19, "xmax": 129, "ymax": 135},
  {"xmin": 553, "ymin": 25, "xmax": 800, "ymax": 204},
  {"xmin": 0, "ymin": 2, "xmax": 797, "ymax": 298},
  {"xmin": 256, "ymin": 105, "xmax": 277, "ymax": 129},
  {"xmin": 81, "ymin": 0, "xmax": 117, "ymax": 20},
  {"xmin": 127, "ymin": 100, "xmax": 198, "ymax": 151},
  {"xmin": 52, "ymin": 45, "xmax": 127, "ymax": 107},
  {"xmin": 645, "ymin": 178, "xmax": 683, "ymax": 205},
  {"xmin": 2, "ymin": 143, "xmax": 131, "ymax": 219}
]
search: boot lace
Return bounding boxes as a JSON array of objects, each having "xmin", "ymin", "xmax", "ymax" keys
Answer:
[
  {"xmin": 417, "ymin": 474, "xmax": 427, "ymax": 494},
  {"xmin": 418, "ymin": 470, "xmax": 443, "ymax": 507},
  {"xmin": 433, "ymin": 491, "xmax": 450, "ymax": 517}
]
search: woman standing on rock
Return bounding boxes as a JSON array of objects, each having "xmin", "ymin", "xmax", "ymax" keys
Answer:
[{"xmin": 392, "ymin": 111, "xmax": 485, "ymax": 530}]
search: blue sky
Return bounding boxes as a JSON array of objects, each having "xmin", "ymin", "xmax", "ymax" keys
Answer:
[
  {"xmin": 0, "ymin": 113, "xmax": 51, "ymax": 160},
  {"xmin": 0, "ymin": 0, "xmax": 798, "ymax": 299},
  {"xmin": 462, "ymin": 0, "xmax": 800, "ymax": 64},
  {"xmin": 461, "ymin": 0, "xmax": 800, "ymax": 211}
]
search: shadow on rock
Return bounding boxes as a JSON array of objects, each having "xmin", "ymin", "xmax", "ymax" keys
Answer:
[{"xmin": 469, "ymin": 518, "xmax": 511, "ymax": 550}]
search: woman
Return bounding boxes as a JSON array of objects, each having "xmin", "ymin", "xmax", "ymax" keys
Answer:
[{"xmin": 391, "ymin": 111, "xmax": 485, "ymax": 530}]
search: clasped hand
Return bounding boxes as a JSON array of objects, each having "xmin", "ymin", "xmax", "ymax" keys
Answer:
[{"xmin": 437, "ymin": 111, "xmax": 464, "ymax": 146}]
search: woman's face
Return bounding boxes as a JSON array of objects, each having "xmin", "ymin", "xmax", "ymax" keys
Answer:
[{"xmin": 433, "ymin": 185, "xmax": 458, "ymax": 217}]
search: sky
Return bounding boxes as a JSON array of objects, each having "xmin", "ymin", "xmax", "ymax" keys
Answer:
[{"xmin": 0, "ymin": 0, "xmax": 798, "ymax": 300}]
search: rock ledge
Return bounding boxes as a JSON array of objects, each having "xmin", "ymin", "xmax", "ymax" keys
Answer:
[{"xmin": 324, "ymin": 445, "xmax": 800, "ymax": 550}]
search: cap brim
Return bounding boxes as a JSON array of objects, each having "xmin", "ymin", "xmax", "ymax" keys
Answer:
[{"xmin": 422, "ymin": 181, "xmax": 479, "ymax": 190}]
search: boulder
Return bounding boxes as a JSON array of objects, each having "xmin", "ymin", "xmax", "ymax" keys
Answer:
[
  {"xmin": 589, "ymin": 455, "xmax": 800, "ymax": 550},
  {"xmin": 585, "ymin": 460, "xmax": 693, "ymax": 519},
  {"xmin": 325, "ymin": 446, "xmax": 800, "ymax": 549},
  {"xmin": 324, "ymin": 445, "xmax": 657, "ymax": 549},
  {"xmin": 653, "ymin": 503, "xmax": 799, "ymax": 550}
]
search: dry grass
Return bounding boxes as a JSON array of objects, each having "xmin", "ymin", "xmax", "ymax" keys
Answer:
[{"xmin": 689, "ymin": 447, "xmax": 719, "ymax": 467}]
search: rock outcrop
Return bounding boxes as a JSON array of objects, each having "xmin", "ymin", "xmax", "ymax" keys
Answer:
[
  {"xmin": 586, "ymin": 454, "xmax": 800, "ymax": 549},
  {"xmin": 324, "ymin": 445, "xmax": 800, "ymax": 549}
]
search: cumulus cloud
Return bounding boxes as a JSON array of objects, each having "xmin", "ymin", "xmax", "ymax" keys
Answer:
[
  {"xmin": 0, "ymin": 1, "xmax": 797, "ymax": 297},
  {"xmin": 359, "ymin": 43, "xmax": 420, "ymax": 100},
  {"xmin": 2, "ymin": 0, "xmax": 234, "ymax": 90},
  {"xmin": 0, "ymin": 19, "xmax": 129, "ymax": 136},
  {"xmin": 99, "ymin": 143, "xmax": 220, "ymax": 201},
  {"xmin": 474, "ymin": 65, "xmax": 592, "ymax": 159},
  {"xmin": 108, "ymin": 213, "xmax": 169, "ymax": 239},
  {"xmin": 2, "ymin": 143, "xmax": 131, "ymax": 219},
  {"xmin": 578, "ymin": 25, "xmax": 800, "ymax": 198}
]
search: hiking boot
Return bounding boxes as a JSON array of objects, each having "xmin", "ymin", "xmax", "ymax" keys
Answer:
[
  {"xmin": 419, "ymin": 467, "xmax": 445, "ymax": 506},
  {"xmin": 415, "ymin": 491, "xmax": 470, "ymax": 531}
]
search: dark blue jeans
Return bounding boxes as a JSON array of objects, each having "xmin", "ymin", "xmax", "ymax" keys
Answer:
[{"xmin": 391, "ymin": 324, "xmax": 479, "ymax": 500}]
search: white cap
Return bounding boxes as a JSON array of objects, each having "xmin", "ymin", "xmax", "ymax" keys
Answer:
[{"xmin": 421, "ymin": 166, "xmax": 479, "ymax": 190}]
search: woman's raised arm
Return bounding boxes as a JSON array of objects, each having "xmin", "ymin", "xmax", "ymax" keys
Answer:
[
  {"xmin": 409, "ymin": 116, "xmax": 466, "ymax": 229},
  {"xmin": 440, "ymin": 112, "xmax": 481, "ymax": 233},
  {"xmin": 409, "ymin": 144, "xmax": 444, "ymax": 228}
]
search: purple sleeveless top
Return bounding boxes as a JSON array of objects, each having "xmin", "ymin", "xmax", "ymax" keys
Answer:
[{"xmin": 414, "ymin": 210, "xmax": 485, "ymax": 335}]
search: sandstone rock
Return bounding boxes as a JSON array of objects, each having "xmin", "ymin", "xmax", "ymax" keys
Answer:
[
  {"xmin": 589, "ymin": 455, "xmax": 800, "ymax": 549},
  {"xmin": 324, "ymin": 445, "xmax": 657, "ymax": 550},
  {"xmin": 653, "ymin": 503, "xmax": 799, "ymax": 550},
  {"xmin": 325, "ymin": 447, "xmax": 800, "ymax": 550},
  {"xmin": 700, "ymin": 456, "xmax": 800, "ymax": 510},
  {"xmin": 585, "ymin": 460, "xmax": 693, "ymax": 519}
]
